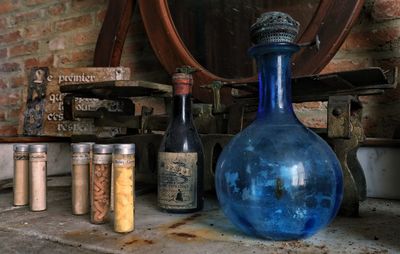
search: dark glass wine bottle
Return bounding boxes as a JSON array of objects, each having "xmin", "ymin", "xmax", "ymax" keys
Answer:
[{"xmin": 158, "ymin": 69, "xmax": 204, "ymax": 213}]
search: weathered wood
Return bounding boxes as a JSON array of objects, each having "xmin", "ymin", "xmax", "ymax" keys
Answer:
[
  {"xmin": 21, "ymin": 67, "xmax": 131, "ymax": 137},
  {"xmin": 60, "ymin": 80, "xmax": 172, "ymax": 99},
  {"xmin": 93, "ymin": 0, "xmax": 135, "ymax": 67},
  {"xmin": 138, "ymin": 0, "xmax": 364, "ymax": 104}
]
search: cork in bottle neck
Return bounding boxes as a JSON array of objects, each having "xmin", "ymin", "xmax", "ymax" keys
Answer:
[{"xmin": 172, "ymin": 72, "xmax": 193, "ymax": 96}]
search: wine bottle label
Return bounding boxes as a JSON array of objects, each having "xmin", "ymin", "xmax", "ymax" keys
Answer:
[{"xmin": 158, "ymin": 152, "xmax": 198, "ymax": 210}]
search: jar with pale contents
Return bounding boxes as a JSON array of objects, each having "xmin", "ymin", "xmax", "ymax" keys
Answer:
[
  {"xmin": 91, "ymin": 144, "xmax": 113, "ymax": 224},
  {"xmin": 13, "ymin": 144, "xmax": 29, "ymax": 206},
  {"xmin": 113, "ymin": 144, "xmax": 135, "ymax": 233},
  {"xmin": 71, "ymin": 143, "xmax": 90, "ymax": 215},
  {"xmin": 29, "ymin": 144, "xmax": 47, "ymax": 212}
]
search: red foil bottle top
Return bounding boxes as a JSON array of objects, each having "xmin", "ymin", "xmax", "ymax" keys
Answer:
[{"xmin": 172, "ymin": 72, "xmax": 193, "ymax": 95}]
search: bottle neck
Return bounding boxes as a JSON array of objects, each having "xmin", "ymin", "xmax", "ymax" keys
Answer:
[
  {"xmin": 172, "ymin": 94, "xmax": 193, "ymax": 124},
  {"xmin": 250, "ymin": 43, "xmax": 299, "ymax": 123}
]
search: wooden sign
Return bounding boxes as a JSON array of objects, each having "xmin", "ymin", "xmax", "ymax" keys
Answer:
[{"xmin": 21, "ymin": 67, "xmax": 131, "ymax": 137}]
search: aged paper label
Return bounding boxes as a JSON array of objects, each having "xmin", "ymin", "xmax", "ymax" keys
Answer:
[
  {"xmin": 72, "ymin": 153, "xmax": 90, "ymax": 165},
  {"xmin": 93, "ymin": 154, "xmax": 112, "ymax": 164},
  {"xmin": 158, "ymin": 152, "xmax": 197, "ymax": 210}
]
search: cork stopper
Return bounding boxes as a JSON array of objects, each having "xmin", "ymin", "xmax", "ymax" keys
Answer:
[{"xmin": 250, "ymin": 12, "xmax": 299, "ymax": 45}]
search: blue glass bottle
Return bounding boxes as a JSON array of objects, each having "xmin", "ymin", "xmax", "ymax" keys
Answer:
[{"xmin": 215, "ymin": 12, "xmax": 343, "ymax": 240}]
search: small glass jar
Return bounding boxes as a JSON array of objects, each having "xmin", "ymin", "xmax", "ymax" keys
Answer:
[
  {"xmin": 91, "ymin": 144, "xmax": 113, "ymax": 224},
  {"xmin": 13, "ymin": 144, "xmax": 29, "ymax": 206},
  {"xmin": 113, "ymin": 144, "xmax": 135, "ymax": 233},
  {"xmin": 29, "ymin": 144, "xmax": 48, "ymax": 212},
  {"xmin": 71, "ymin": 143, "xmax": 91, "ymax": 215}
]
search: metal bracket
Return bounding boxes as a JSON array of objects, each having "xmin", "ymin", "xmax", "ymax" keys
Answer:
[{"xmin": 328, "ymin": 95, "xmax": 352, "ymax": 139}]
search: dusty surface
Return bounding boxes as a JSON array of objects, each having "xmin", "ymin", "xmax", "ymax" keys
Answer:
[{"xmin": 0, "ymin": 187, "xmax": 399, "ymax": 254}]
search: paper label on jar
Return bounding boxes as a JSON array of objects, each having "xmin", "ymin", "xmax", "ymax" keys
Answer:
[
  {"xmin": 158, "ymin": 152, "xmax": 197, "ymax": 210},
  {"xmin": 113, "ymin": 158, "xmax": 135, "ymax": 167},
  {"xmin": 72, "ymin": 153, "xmax": 90, "ymax": 165},
  {"xmin": 14, "ymin": 152, "xmax": 29, "ymax": 160},
  {"xmin": 29, "ymin": 152, "xmax": 47, "ymax": 162},
  {"xmin": 93, "ymin": 154, "xmax": 112, "ymax": 164}
]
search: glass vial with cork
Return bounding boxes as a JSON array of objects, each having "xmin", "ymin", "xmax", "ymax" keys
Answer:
[
  {"xmin": 91, "ymin": 144, "xmax": 113, "ymax": 224},
  {"xmin": 29, "ymin": 144, "xmax": 47, "ymax": 212},
  {"xmin": 13, "ymin": 144, "xmax": 29, "ymax": 206},
  {"xmin": 71, "ymin": 143, "xmax": 90, "ymax": 215},
  {"xmin": 113, "ymin": 144, "xmax": 135, "ymax": 233}
]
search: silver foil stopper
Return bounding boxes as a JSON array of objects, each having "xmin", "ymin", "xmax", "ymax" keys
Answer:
[
  {"xmin": 250, "ymin": 11, "xmax": 299, "ymax": 45},
  {"xmin": 29, "ymin": 144, "xmax": 47, "ymax": 153},
  {"xmin": 71, "ymin": 143, "xmax": 91, "ymax": 153},
  {"xmin": 114, "ymin": 144, "xmax": 135, "ymax": 155},
  {"xmin": 93, "ymin": 144, "xmax": 113, "ymax": 154},
  {"xmin": 14, "ymin": 144, "xmax": 29, "ymax": 152}
]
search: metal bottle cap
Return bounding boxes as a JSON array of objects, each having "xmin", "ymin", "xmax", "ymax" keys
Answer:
[
  {"xmin": 93, "ymin": 144, "xmax": 113, "ymax": 154},
  {"xmin": 114, "ymin": 144, "xmax": 135, "ymax": 155},
  {"xmin": 13, "ymin": 144, "xmax": 29, "ymax": 152},
  {"xmin": 71, "ymin": 143, "xmax": 91, "ymax": 153},
  {"xmin": 29, "ymin": 144, "xmax": 47, "ymax": 153},
  {"xmin": 250, "ymin": 11, "xmax": 300, "ymax": 45}
]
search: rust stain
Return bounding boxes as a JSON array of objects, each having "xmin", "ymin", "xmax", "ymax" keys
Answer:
[
  {"xmin": 121, "ymin": 236, "xmax": 155, "ymax": 247},
  {"xmin": 168, "ymin": 213, "xmax": 202, "ymax": 229},
  {"xmin": 144, "ymin": 239, "xmax": 154, "ymax": 244},
  {"xmin": 171, "ymin": 232, "xmax": 197, "ymax": 238},
  {"xmin": 124, "ymin": 239, "xmax": 139, "ymax": 245}
]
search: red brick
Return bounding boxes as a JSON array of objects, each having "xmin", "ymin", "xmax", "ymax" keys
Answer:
[
  {"xmin": 96, "ymin": 9, "xmax": 107, "ymax": 23},
  {"xmin": 0, "ymin": 126, "xmax": 18, "ymax": 136},
  {"xmin": 9, "ymin": 42, "xmax": 39, "ymax": 57},
  {"xmin": 294, "ymin": 102, "xmax": 325, "ymax": 110},
  {"xmin": 55, "ymin": 14, "xmax": 93, "ymax": 32},
  {"xmin": 6, "ymin": 108, "xmax": 21, "ymax": 121},
  {"xmin": 24, "ymin": 22, "xmax": 52, "ymax": 40},
  {"xmin": 341, "ymin": 26, "xmax": 400, "ymax": 51},
  {"xmin": 0, "ymin": 17, "xmax": 7, "ymax": 30},
  {"xmin": 72, "ymin": 30, "xmax": 99, "ymax": 46},
  {"xmin": 13, "ymin": 10, "xmax": 41, "ymax": 25},
  {"xmin": 0, "ymin": 79, "xmax": 7, "ymax": 88},
  {"xmin": 72, "ymin": 0, "xmax": 106, "ymax": 10},
  {"xmin": 0, "ymin": 30, "xmax": 22, "ymax": 45},
  {"xmin": 48, "ymin": 3, "xmax": 66, "ymax": 16},
  {"xmin": 10, "ymin": 75, "xmax": 25, "ymax": 88},
  {"xmin": 58, "ymin": 49, "xmax": 94, "ymax": 65},
  {"xmin": 0, "ymin": 48, "xmax": 7, "ymax": 59},
  {"xmin": 0, "ymin": 62, "xmax": 20, "ymax": 72},
  {"xmin": 24, "ymin": 55, "xmax": 53, "ymax": 69},
  {"xmin": 321, "ymin": 58, "xmax": 371, "ymax": 74},
  {"xmin": 0, "ymin": 0, "xmax": 19, "ymax": 15},
  {"xmin": 0, "ymin": 112, "xmax": 6, "ymax": 121},
  {"xmin": 25, "ymin": 0, "xmax": 49, "ymax": 6},
  {"xmin": 373, "ymin": 0, "xmax": 400, "ymax": 20},
  {"xmin": 0, "ymin": 91, "xmax": 20, "ymax": 105}
]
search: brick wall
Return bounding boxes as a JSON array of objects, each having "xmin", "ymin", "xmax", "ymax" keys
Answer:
[
  {"xmin": 297, "ymin": 0, "xmax": 400, "ymax": 138},
  {"xmin": 0, "ymin": 0, "xmax": 399, "ymax": 138},
  {"xmin": 0, "ymin": 0, "xmax": 168, "ymax": 136}
]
